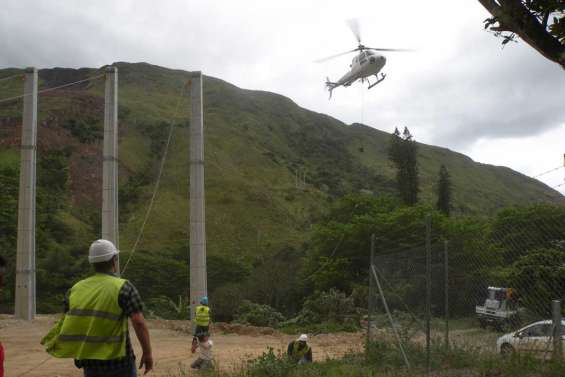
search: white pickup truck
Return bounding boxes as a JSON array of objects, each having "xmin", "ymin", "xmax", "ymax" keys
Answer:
[{"xmin": 475, "ymin": 287, "xmax": 521, "ymax": 331}]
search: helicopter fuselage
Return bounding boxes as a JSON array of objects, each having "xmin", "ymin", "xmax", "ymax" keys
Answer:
[{"xmin": 337, "ymin": 49, "xmax": 386, "ymax": 86}]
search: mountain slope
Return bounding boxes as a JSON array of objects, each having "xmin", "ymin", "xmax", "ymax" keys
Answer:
[{"xmin": 0, "ymin": 62, "xmax": 562, "ymax": 262}]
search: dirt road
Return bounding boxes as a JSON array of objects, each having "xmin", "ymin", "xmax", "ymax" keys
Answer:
[{"xmin": 0, "ymin": 315, "xmax": 363, "ymax": 377}]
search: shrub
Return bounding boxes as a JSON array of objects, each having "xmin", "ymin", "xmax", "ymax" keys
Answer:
[
  {"xmin": 235, "ymin": 300, "xmax": 285, "ymax": 327},
  {"xmin": 295, "ymin": 289, "xmax": 359, "ymax": 325},
  {"xmin": 211, "ymin": 285, "xmax": 244, "ymax": 322},
  {"xmin": 146, "ymin": 295, "xmax": 189, "ymax": 320}
]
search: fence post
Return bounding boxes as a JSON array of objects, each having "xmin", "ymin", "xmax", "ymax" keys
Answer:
[
  {"xmin": 553, "ymin": 300, "xmax": 562, "ymax": 360},
  {"xmin": 444, "ymin": 240, "xmax": 449, "ymax": 349},
  {"xmin": 367, "ymin": 234, "xmax": 376, "ymax": 351},
  {"xmin": 425, "ymin": 215, "xmax": 432, "ymax": 374},
  {"xmin": 371, "ymin": 264, "xmax": 411, "ymax": 368}
]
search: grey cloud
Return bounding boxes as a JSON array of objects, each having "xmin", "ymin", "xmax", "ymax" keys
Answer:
[
  {"xmin": 1, "ymin": 0, "xmax": 563, "ymax": 154},
  {"xmin": 355, "ymin": 29, "xmax": 565, "ymax": 148}
]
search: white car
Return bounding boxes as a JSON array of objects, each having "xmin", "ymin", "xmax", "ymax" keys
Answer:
[{"xmin": 496, "ymin": 320, "xmax": 565, "ymax": 358}]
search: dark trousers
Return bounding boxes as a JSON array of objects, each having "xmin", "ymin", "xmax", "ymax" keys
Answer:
[
  {"xmin": 194, "ymin": 325, "xmax": 209, "ymax": 336},
  {"xmin": 83, "ymin": 363, "xmax": 137, "ymax": 377}
]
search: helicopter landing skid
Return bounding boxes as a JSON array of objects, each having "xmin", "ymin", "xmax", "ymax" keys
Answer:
[{"xmin": 367, "ymin": 73, "xmax": 386, "ymax": 89}]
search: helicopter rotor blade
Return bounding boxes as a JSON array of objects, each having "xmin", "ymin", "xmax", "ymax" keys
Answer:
[
  {"xmin": 314, "ymin": 48, "xmax": 359, "ymax": 63},
  {"xmin": 346, "ymin": 18, "xmax": 362, "ymax": 44},
  {"xmin": 364, "ymin": 47, "xmax": 414, "ymax": 52}
]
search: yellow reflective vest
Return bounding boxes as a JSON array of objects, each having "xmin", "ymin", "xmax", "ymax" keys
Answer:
[
  {"xmin": 291, "ymin": 341, "xmax": 310, "ymax": 360},
  {"xmin": 43, "ymin": 273, "xmax": 128, "ymax": 360},
  {"xmin": 195, "ymin": 305, "xmax": 210, "ymax": 326}
]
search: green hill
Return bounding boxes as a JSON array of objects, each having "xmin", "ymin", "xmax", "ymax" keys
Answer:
[{"xmin": 0, "ymin": 61, "xmax": 562, "ymax": 265}]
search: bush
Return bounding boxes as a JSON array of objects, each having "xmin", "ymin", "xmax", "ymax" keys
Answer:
[
  {"xmin": 211, "ymin": 285, "xmax": 244, "ymax": 322},
  {"xmin": 294, "ymin": 289, "xmax": 359, "ymax": 325},
  {"xmin": 235, "ymin": 300, "xmax": 285, "ymax": 327},
  {"xmin": 243, "ymin": 348, "xmax": 294, "ymax": 377},
  {"xmin": 146, "ymin": 295, "xmax": 189, "ymax": 320}
]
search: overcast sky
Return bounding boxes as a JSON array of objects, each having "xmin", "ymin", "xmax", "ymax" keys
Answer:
[{"xmin": 1, "ymin": 0, "xmax": 564, "ymax": 193}]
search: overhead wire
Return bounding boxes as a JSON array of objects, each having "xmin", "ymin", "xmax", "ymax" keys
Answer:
[
  {"xmin": 121, "ymin": 82, "xmax": 188, "ymax": 275},
  {"xmin": 0, "ymin": 73, "xmax": 23, "ymax": 83},
  {"xmin": 533, "ymin": 165, "xmax": 563, "ymax": 178},
  {"xmin": 0, "ymin": 73, "xmax": 104, "ymax": 105}
]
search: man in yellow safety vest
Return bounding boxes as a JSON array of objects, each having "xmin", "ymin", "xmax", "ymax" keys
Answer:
[
  {"xmin": 191, "ymin": 296, "xmax": 211, "ymax": 353},
  {"xmin": 42, "ymin": 239, "xmax": 153, "ymax": 376},
  {"xmin": 287, "ymin": 334, "xmax": 312, "ymax": 364}
]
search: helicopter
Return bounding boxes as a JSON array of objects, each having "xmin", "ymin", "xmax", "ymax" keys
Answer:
[{"xmin": 317, "ymin": 19, "xmax": 412, "ymax": 99}]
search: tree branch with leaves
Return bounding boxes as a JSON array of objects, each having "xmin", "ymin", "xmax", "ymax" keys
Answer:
[{"xmin": 478, "ymin": 0, "xmax": 565, "ymax": 68}]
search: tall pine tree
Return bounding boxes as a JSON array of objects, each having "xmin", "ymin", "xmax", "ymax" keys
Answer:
[
  {"xmin": 388, "ymin": 127, "xmax": 419, "ymax": 205},
  {"xmin": 436, "ymin": 164, "xmax": 452, "ymax": 216}
]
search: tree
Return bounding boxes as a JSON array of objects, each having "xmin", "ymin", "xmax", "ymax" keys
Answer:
[
  {"xmin": 436, "ymin": 165, "xmax": 452, "ymax": 216},
  {"xmin": 479, "ymin": 0, "xmax": 565, "ymax": 69},
  {"xmin": 508, "ymin": 248, "xmax": 565, "ymax": 316},
  {"xmin": 388, "ymin": 127, "xmax": 419, "ymax": 206}
]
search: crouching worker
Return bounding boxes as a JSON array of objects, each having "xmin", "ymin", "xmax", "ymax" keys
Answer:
[
  {"xmin": 191, "ymin": 296, "xmax": 211, "ymax": 353},
  {"xmin": 191, "ymin": 335, "xmax": 214, "ymax": 370},
  {"xmin": 287, "ymin": 334, "xmax": 312, "ymax": 364},
  {"xmin": 41, "ymin": 239, "xmax": 154, "ymax": 376}
]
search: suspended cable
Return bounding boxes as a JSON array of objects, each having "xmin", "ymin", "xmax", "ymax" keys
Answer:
[
  {"xmin": 533, "ymin": 165, "xmax": 563, "ymax": 178},
  {"xmin": 0, "ymin": 73, "xmax": 104, "ymax": 105},
  {"xmin": 0, "ymin": 73, "xmax": 23, "ymax": 83},
  {"xmin": 121, "ymin": 83, "xmax": 188, "ymax": 275}
]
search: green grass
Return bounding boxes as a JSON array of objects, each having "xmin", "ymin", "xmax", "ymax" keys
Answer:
[
  {"xmin": 166, "ymin": 340, "xmax": 565, "ymax": 377},
  {"xmin": 0, "ymin": 148, "xmax": 19, "ymax": 169}
]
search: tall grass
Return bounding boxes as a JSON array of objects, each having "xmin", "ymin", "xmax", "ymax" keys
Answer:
[{"xmin": 166, "ymin": 340, "xmax": 565, "ymax": 377}]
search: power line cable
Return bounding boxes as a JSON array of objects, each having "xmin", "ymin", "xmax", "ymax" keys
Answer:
[
  {"xmin": 0, "ymin": 73, "xmax": 23, "ymax": 83},
  {"xmin": 15, "ymin": 356, "xmax": 50, "ymax": 377},
  {"xmin": 0, "ymin": 73, "xmax": 104, "ymax": 105},
  {"xmin": 533, "ymin": 166, "xmax": 563, "ymax": 178},
  {"xmin": 121, "ymin": 83, "xmax": 188, "ymax": 275}
]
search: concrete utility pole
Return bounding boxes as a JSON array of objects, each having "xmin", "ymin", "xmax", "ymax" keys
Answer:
[
  {"xmin": 15, "ymin": 67, "xmax": 38, "ymax": 320},
  {"xmin": 102, "ymin": 66, "xmax": 119, "ymax": 272},
  {"xmin": 189, "ymin": 71, "xmax": 207, "ymax": 326}
]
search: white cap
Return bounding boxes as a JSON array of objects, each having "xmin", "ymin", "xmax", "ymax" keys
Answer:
[
  {"xmin": 298, "ymin": 334, "xmax": 308, "ymax": 342},
  {"xmin": 89, "ymin": 239, "xmax": 119, "ymax": 263}
]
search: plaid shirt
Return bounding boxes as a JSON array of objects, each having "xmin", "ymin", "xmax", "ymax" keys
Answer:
[{"xmin": 63, "ymin": 273, "xmax": 144, "ymax": 371}]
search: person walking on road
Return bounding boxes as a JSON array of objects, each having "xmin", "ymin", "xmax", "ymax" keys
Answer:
[
  {"xmin": 191, "ymin": 296, "xmax": 211, "ymax": 353},
  {"xmin": 42, "ymin": 239, "xmax": 153, "ymax": 376},
  {"xmin": 287, "ymin": 334, "xmax": 312, "ymax": 364}
]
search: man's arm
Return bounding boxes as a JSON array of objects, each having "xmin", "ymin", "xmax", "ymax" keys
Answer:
[
  {"xmin": 287, "ymin": 342, "xmax": 293, "ymax": 356},
  {"xmin": 119, "ymin": 282, "xmax": 153, "ymax": 375},
  {"xmin": 130, "ymin": 312, "xmax": 153, "ymax": 375}
]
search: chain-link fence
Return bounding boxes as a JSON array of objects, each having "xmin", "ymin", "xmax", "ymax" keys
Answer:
[{"xmin": 367, "ymin": 210, "xmax": 565, "ymax": 370}]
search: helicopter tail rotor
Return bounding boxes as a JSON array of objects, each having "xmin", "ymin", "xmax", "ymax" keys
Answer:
[{"xmin": 325, "ymin": 77, "xmax": 339, "ymax": 99}]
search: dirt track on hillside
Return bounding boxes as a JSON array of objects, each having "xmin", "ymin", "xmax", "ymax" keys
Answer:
[{"xmin": 0, "ymin": 315, "xmax": 364, "ymax": 377}]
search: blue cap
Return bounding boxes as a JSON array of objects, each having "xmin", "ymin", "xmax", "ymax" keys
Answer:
[{"xmin": 200, "ymin": 296, "xmax": 208, "ymax": 305}]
